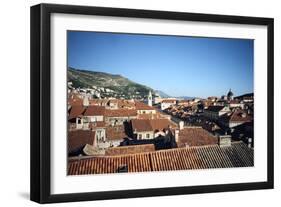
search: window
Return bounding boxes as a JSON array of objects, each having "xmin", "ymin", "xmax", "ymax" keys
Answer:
[
  {"xmin": 138, "ymin": 134, "xmax": 142, "ymax": 139},
  {"xmin": 146, "ymin": 134, "xmax": 150, "ymax": 138}
]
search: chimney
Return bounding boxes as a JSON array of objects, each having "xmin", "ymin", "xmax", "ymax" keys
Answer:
[
  {"xmin": 175, "ymin": 129, "xmax": 179, "ymax": 142},
  {"xmin": 179, "ymin": 121, "xmax": 184, "ymax": 130},
  {"xmin": 219, "ymin": 135, "xmax": 231, "ymax": 147}
]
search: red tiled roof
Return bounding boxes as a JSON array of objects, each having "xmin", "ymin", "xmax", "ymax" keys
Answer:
[
  {"xmin": 136, "ymin": 113, "xmax": 163, "ymax": 120},
  {"xmin": 161, "ymin": 99, "xmax": 176, "ymax": 103},
  {"xmin": 131, "ymin": 119, "xmax": 153, "ymax": 132},
  {"xmin": 68, "ymin": 106, "xmax": 86, "ymax": 119},
  {"xmin": 178, "ymin": 127, "xmax": 218, "ymax": 147},
  {"xmin": 105, "ymin": 144, "xmax": 155, "ymax": 156},
  {"xmin": 68, "ymin": 94, "xmax": 83, "ymax": 106},
  {"xmin": 84, "ymin": 106, "xmax": 105, "ymax": 116},
  {"xmin": 106, "ymin": 125, "xmax": 127, "ymax": 140},
  {"xmin": 229, "ymin": 110, "xmax": 253, "ymax": 123},
  {"xmin": 135, "ymin": 101, "xmax": 155, "ymax": 110},
  {"xmin": 131, "ymin": 119, "xmax": 177, "ymax": 132},
  {"xmin": 68, "ymin": 130, "xmax": 96, "ymax": 153},
  {"xmin": 105, "ymin": 109, "xmax": 137, "ymax": 117},
  {"xmin": 89, "ymin": 121, "xmax": 106, "ymax": 128},
  {"xmin": 68, "ymin": 142, "xmax": 253, "ymax": 175},
  {"xmin": 118, "ymin": 100, "xmax": 135, "ymax": 109}
]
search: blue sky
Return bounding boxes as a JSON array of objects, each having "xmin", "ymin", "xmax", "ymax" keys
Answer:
[{"xmin": 68, "ymin": 31, "xmax": 253, "ymax": 98}]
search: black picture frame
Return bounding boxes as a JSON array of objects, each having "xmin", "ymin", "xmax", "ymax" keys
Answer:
[{"xmin": 30, "ymin": 3, "xmax": 274, "ymax": 204}]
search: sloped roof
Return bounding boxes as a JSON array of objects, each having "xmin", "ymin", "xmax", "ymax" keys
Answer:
[
  {"xmin": 68, "ymin": 106, "xmax": 86, "ymax": 119},
  {"xmin": 219, "ymin": 109, "xmax": 253, "ymax": 123},
  {"xmin": 131, "ymin": 119, "xmax": 153, "ymax": 132},
  {"xmin": 178, "ymin": 127, "xmax": 218, "ymax": 147},
  {"xmin": 229, "ymin": 110, "xmax": 253, "ymax": 123},
  {"xmin": 135, "ymin": 101, "xmax": 155, "ymax": 110},
  {"xmin": 84, "ymin": 106, "xmax": 105, "ymax": 116},
  {"xmin": 68, "ymin": 142, "xmax": 253, "ymax": 175},
  {"xmin": 105, "ymin": 144, "xmax": 155, "ymax": 156},
  {"xmin": 68, "ymin": 94, "xmax": 83, "ymax": 106},
  {"xmin": 205, "ymin": 105, "xmax": 225, "ymax": 112},
  {"xmin": 105, "ymin": 109, "xmax": 137, "ymax": 117},
  {"xmin": 106, "ymin": 125, "xmax": 127, "ymax": 140},
  {"xmin": 68, "ymin": 130, "xmax": 96, "ymax": 154},
  {"xmin": 161, "ymin": 99, "xmax": 177, "ymax": 103},
  {"xmin": 131, "ymin": 119, "xmax": 176, "ymax": 132}
]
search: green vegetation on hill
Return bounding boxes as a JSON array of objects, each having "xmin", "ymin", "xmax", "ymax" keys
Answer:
[{"xmin": 68, "ymin": 67, "xmax": 155, "ymax": 99}]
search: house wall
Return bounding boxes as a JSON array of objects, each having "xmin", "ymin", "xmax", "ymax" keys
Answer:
[
  {"xmin": 97, "ymin": 139, "xmax": 122, "ymax": 149},
  {"xmin": 106, "ymin": 116, "xmax": 136, "ymax": 126},
  {"xmin": 135, "ymin": 131, "xmax": 154, "ymax": 139},
  {"xmin": 137, "ymin": 109, "xmax": 156, "ymax": 114},
  {"xmin": 229, "ymin": 103, "xmax": 244, "ymax": 109},
  {"xmin": 84, "ymin": 115, "xmax": 104, "ymax": 122},
  {"xmin": 95, "ymin": 128, "xmax": 106, "ymax": 142},
  {"xmin": 229, "ymin": 121, "xmax": 245, "ymax": 128},
  {"xmin": 161, "ymin": 102, "xmax": 175, "ymax": 110}
]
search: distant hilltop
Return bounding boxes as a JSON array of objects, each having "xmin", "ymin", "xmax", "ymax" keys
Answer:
[
  {"xmin": 234, "ymin": 93, "xmax": 254, "ymax": 99},
  {"xmin": 68, "ymin": 67, "xmax": 156, "ymax": 99}
]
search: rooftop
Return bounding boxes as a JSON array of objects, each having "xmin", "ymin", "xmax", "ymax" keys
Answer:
[
  {"xmin": 104, "ymin": 109, "xmax": 137, "ymax": 117},
  {"xmin": 131, "ymin": 119, "xmax": 177, "ymax": 132},
  {"xmin": 161, "ymin": 99, "xmax": 177, "ymax": 103},
  {"xmin": 106, "ymin": 125, "xmax": 128, "ymax": 140},
  {"xmin": 68, "ymin": 105, "xmax": 86, "ymax": 119},
  {"xmin": 84, "ymin": 105, "xmax": 105, "ymax": 116},
  {"xmin": 68, "ymin": 130, "xmax": 96, "ymax": 155},
  {"xmin": 205, "ymin": 105, "xmax": 226, "ymax": 112},
  {"xmin": 135, "ymin": 101, "xmax": 155, "ymax": 110},
  {"xmin": 68, "ymin": 141, "xmax": 253, "ymax": 175},
  {"xmin": 105, "ymin": 144, "xmax": 155, "ymax": 156},
  {"xmin": 178, "ymin": 127, "xmax": 218, "ymax": 147},
  {"xmin": 229, "ymin": 110, "xmax": 253, "ymax": 123}
]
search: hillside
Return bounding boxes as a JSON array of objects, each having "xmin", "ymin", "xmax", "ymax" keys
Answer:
[
  {"xmin": 154, "ymin": 90, "xmax": 170, "ymax": 98},
  {"xmin": 68, "ymin": 67, "xmax": 155, "ymax": 99},
  {"xmin": 235, "ymin": 93, "xmax": 254, "ymax": 100}
]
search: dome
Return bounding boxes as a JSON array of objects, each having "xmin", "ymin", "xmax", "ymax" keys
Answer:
[{"xmin": 227, "ymin": 89, "xmax": 233, "ymax": 97}]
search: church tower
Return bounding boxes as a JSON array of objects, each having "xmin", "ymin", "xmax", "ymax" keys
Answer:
[
  {"xmin": 227, "ymin": 89, "xmax": 234, "ymax": 101},
  {"xmin": 148, "ymin": 90, "xmax": 153, "ymax": 106}
]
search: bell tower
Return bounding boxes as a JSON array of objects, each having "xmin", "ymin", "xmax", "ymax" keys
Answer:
[{"xmin": 148, "ymin": 91, "xmax": 153, "ymax": 106}]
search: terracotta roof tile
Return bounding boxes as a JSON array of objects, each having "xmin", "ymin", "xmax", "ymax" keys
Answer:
[
  {"xmin": 89, "ymin": 121, "xmax": 106, "ymax": 128},
  {"xmin": 135, "ymin": 101, "xmax": 155, "ymax": 110},
  {"xmin": 131, "ymin": 119, "xmax": 153, "ymax": 132},
  {"xmin": 68, "ymin": 106, "xmax": 86, "ymax": 119},
  {"xmin": 84, "ymin": 106, "xmax": 105, "ymax": 116},
  {"xmin": 178, "ymin": 127, "xmax": 218, "ymax": 147},
  {"xmin": 131, "ymin": 119, "xmax": 177, "ymax": 132},
  {"xmin": 106, "ymin": 125, "xmax": 127, "ymax": 140},
  {"xmin": 105, "ymin": 144, "xmax": 155, "ymax": 156},
  {"xmin": 68, "ymin": 130, "xmax": 96, "ymax": 153},
  {"xmin": 68, "ymin": 142, "xmax": 253, "ymax": 175},
  {"xmin": 105, "ymin": 109, "xmax": 137, "ymax": 117},
  {"xmin": 161, "ymin": 99, "xmax": 177, "ymax": 103},
  {"xmin": 229, "ymin": 110, "xmax": 253, "ymax": 122},
  {"xmin": 68, "ymin": 94, "xmax": 83, "ymax": 106}
]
